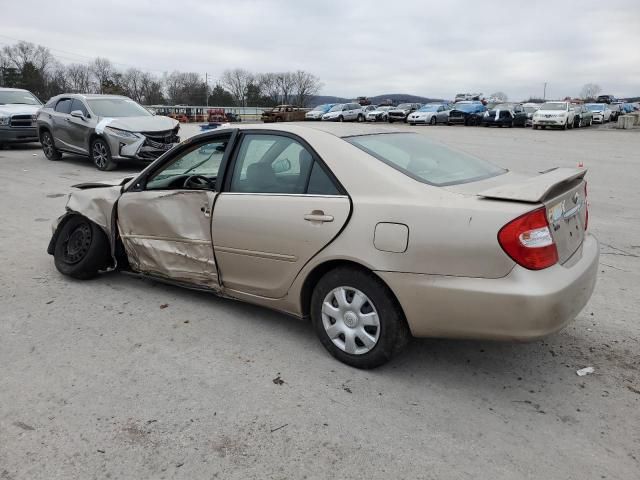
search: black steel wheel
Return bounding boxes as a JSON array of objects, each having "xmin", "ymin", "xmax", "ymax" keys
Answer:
[{"xmin": 53, "ymin": 216, "xmax": 111, "ymax": 279}]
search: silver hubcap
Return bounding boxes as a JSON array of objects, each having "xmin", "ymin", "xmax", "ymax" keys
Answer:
[
  {"xmin": 93, "ymin": 142, "xmax": 108, "ymax": 168},
  {"xmin": 321, "ymin": 286, "xmax": 380, "ymax": 355}
]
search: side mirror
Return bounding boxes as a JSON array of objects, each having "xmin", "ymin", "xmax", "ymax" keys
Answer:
[
  {"xmin": 70, "ymin": 110, "xmax": 86, "ymax": 120},
  {"xmin": 273, "ymin": 158, "xmax": 292, "ymax": 174}
]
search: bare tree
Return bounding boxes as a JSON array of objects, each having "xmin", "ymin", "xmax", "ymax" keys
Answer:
[
  {"xmin": 90, "ymin": 57, "xmax": 115, "ymax": 94},
  {"xmin": 257, "ymin": 72, "xmax": 280, "ymax": 105},
  {"xmin": 221, "ymin": 68, "xmax": 254, "ymax": 106},
  {"xmin": 1, "ymin": 41, "xmax": 53, "ymax": 72},
  {"xmin": 66, "ymin": 63, "xmax": 92, "ymax": 93},
  {"xmin": 275, "ymin": 72, "xmax": 296, "ymax": 104},
  {"xmin": 490, "ymin": 91, "xmax": 508, "ymax": 102},
  {"xmin": 292, "ymin": 70, "xmax": 322, "ymax": 106},
  {"xmin": 580, "ymin": 83, "xmax": 602, "ymax": 100},
  {"xmin": 121, "ymin": 68, "xmax": 144, "ymax": 102}
]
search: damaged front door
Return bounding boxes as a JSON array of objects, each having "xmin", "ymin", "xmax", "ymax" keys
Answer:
[{"xmin": 117, "ymin": 136, "xmax": 230, "ymax": 289}]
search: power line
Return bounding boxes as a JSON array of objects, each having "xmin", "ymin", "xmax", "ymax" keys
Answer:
[{"xmin": 0, "ymin": 34, "xmax": 167, "ymax": 75}]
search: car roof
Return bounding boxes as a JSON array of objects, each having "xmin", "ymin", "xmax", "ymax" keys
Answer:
[
  {"xmin": 52, "ymin": 93, "xmax": 131, "ymax": 100},
  {"xmin": 0, "ymin": 87, "xmax": 31, "ymax": 92},
  {"xmin": 215, "ymin": 122, "xmax": 406, "ymax": 139}
]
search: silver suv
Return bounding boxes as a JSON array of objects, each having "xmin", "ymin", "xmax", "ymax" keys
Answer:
[
  {"xmin": 321, "ymin": 103, "xmax": 365, "ymax": 122},
  {"xmin": 37, "ymin": 94, "xmax": 180, "ymax": 170}
]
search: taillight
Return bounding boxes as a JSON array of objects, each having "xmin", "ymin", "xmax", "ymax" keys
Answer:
[{"xmin": 498, "ymin": 207, "xmax": 558, "ymax": 270}]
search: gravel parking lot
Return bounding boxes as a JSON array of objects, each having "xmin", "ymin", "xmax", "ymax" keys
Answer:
[{"xmin": 1, "ymin": 124, "xmax": 639, "ymax": 480}]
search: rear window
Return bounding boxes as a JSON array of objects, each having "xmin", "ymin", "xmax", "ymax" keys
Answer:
[{"xmin": 346, "ymin": 133, "xmax": 506, "ymax": 186}]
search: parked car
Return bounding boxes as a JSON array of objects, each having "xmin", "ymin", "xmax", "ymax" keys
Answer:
[
  {"xmin": 596, "ymin": 95, "xmax": 615, "ymax": 104},
  {"xmin": 572, "ymin": 105, "xmax": 593, "ymax": 128},
  {"xmin": 0, "ymin": 87, "xmax": 41, "ymax": 148},
  {"xmin": 305, "ymin": 104, "xmax": 336, "ymax": 121},
  {"xmin": 585, "ymin": 103, "xmax": 612, "ymax": 124},
  {"xmin": 47, "ymin": 123, "xmax": 597, "ymax": 368},
  {"xmin": 448, "ymin": 101, "xmax": 487, "ymax": 126},
  {"xmin": 522, "ymin": 103, "xmax": 540, "ymax": 126},
  {"xmin": 365, "ymin": 105, "xmax": 394, "ymax": 122},
  {"xmin": 360, "ymin": 105, "xmax": 378, "ymax": 115},
  {"xmin": 37, "ymin": 94, "xmax": 180, "ymax": 171},
  {"xmin": 407, "ymin": 104, "xmax": 449, "ymax": 125},
  {"xmin": 322, "ymin": 103, "xmax": 365, "ymax": 122},
  {"xmin": 454, "ymin": 93, "xmax": 483, "ymax": 102},
  {"xmin": 262, "ymin": 105, "xmax": 307, "ymax": 122},
  {"xmin": 481, "ymin": 103, "xmax": 528, "ymax": 128},
  {"xmin": 387, "ymin": 103, "xmax": 421, "ymax": 123},
  {"xmin": 432, "ymin": 104, "xmax": 454, "ymax": 125},
  {"xmin": 608, "ymin": 104, "xmax": 621, "ymax": 122},
  {"xmin": 532, "ymin": 102, "xmax": 577, "ymax": 130}
]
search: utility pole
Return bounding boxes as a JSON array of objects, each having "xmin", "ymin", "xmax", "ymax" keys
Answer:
[
  {"xmin": 205, "ymin": 73, "xmax": 208, "ymax": 107},
  {"xmin": 543, "ymin": 82, "xmax": 547, "ymax": 100}
]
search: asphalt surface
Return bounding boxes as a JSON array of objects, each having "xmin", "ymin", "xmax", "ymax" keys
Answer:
[{"xmin": 1, "ymin": 123, "xmax": 639, "ymax": 480}]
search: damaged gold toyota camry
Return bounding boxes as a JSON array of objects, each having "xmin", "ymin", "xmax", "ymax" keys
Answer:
[{"xmin": 47, "ymin": 123, "xmax": 599, "ymax": 368}]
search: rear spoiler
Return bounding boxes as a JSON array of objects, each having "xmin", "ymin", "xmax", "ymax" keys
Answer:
[{"xmin": 478, "ymin": 167, "xmax": 587, "ymax": 203}]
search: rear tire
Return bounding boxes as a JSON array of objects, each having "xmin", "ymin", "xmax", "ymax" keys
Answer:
[
  {"xmin": 311, "ymin": 267, "xmax": 410, "ymax": 369},
  {"xmin": 338, "ymin": 115, "xmax": 344, "ymax": 122},
  {"xmin": 90, "ymin": 138, "xmax": 117, "ymax": 171},
  {"xmin": 53, "ymin": 216, "xmax": 111, "ymax": 280},
  {"xmin": 357, "ymin": 114, "xmax": 364, "ymax": 122},
  {"xmin": 41, "ymin": 130, "xmax": 61, "ymax": 161}
]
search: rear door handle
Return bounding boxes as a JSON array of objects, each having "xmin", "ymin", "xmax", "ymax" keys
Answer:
[{"xmin": 304, "ymin": 210, "xmax": 334, "ymax": 223}]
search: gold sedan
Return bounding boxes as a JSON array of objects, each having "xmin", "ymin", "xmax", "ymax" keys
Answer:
[{"xmin": 48, "ymin": 123, "xmax": 599, "ymax": 368}]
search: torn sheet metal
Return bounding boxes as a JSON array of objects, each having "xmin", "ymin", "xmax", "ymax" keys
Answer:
[
  {"xmin": 66, "ymin": 185, "xmax": 122, "ymax": 234},
  {"xmin": 122, "ymin": 236, "xmax": 219, "ymax": 290}
]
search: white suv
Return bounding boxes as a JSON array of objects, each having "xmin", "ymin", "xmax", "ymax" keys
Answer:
[
  {"xmin": 532, "ymin": 102, "xmax": 576, "ymax": 130},
  {"xmin": 322, "ymin": 103, "xmax": 364, "ymax": 122},
  {"xmin": 585, "ymin": 103, "xmax": 612, "ymax": 124}
]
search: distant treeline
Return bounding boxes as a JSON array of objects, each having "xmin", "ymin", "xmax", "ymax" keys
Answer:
[{"xmin": 0, "ymin": 40, "xmax": 322, "ymax": 107}]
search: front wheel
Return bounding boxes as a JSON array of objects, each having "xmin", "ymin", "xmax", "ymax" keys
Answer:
[
  {"xmin": 311, "ymin": 267, "xmax": 410, "ymax": 369},
  {"xmin": 337, "ymin": 116, "xmax": 344, "ymax": 123},
  {"xmin": 53, "ymin": 215, "xmax": 111, "ymax": 280},
  {"xmin": 90, "ymin": 138, "xmax": 116, "ymax": 171},
  {"xmin": 430, "ymin": 116, "xmax": 436, "ymax": 125},
  {"xmin": 357, "ymin": 114, "xmax": 364, "ymax": 122}
]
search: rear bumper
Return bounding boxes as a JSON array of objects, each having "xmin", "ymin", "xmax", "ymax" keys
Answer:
[
  {"xmin": 377, "ymin": 234, "xmax": 599, "ymax": 340},
  {"xmin": 0, "ymin": 127, "xmax": 39, "ymax": 143}
]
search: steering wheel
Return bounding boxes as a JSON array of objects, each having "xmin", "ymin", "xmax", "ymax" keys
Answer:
[{"xmin": 183, "ymin": 175, "xmax": 215, "ymax": 189}]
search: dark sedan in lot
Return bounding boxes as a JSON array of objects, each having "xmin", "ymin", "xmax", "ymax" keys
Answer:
[
  {"xmin": 448, "ymin": 101, "xmax": 487, "ymax": 126},
  {"xmin": 481, "ymin": 103, "xmax": 528, "ymax": 128}
]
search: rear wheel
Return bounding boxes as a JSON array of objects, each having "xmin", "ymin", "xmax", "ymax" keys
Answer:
[
  {"xmin": 41, "ymin": 130, "xmax": 61, "ymax": 161},
  {"xmin": 53, "ymin": 216, "xmax": 111, "ymax": 280},
  {"xmin": 90, "ymin": 138, "xmax": 116, "ymax": 171},
  {"xmin": 311, "ymin": 267, "xmax": 410, "ymax": 369},
  {"xmin": 338, "ymin": 115, "xmax": 344, "ymax": 122},
  {"xmin": 357, "ymin": 114, "xmax": 364, "ymax": 122}
]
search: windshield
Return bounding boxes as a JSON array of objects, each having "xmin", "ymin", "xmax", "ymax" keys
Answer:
[
  {"xmin": 523, "ymin": 106, "xmax": 537, "ymax": 113},
  {"xmin": 86, "ymin": 98, "xmax": 152, "ymax": 117},
  {"xmin": 311, "ymin": 104, "xmax": 328, "ymax": 112},
  {"xmin": 418, "ymin": 105, "xmax": 441, "ymax": 112},
  {"xmin": 585, "ymin": 104, "xmax": 605, "ymax": 112},
  {"xmin": 328, "ymin": 104, "xmax": 344, "ymax": 112},
  {"xmin": 453, "ymin": 102, "xmax": 478, "ymax": 112},
  {"xmin": 395, "ymin": 104, "xmax": 413, "ymax": 109},
  {"xmin": 0, "ymin": 90, "xmax": 41, "ymax": 105},
  {"xmin": 346, "ymin": 133, "xmax": 506, "ymax": 186},
  {"xmin": 540, "ymin": 102, "xmax": 567, "ymax": 111}
]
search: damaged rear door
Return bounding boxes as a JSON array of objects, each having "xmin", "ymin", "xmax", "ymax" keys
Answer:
[{"xmin": 117, "ymin": 134, "xmax": 232, "ymax": 289}]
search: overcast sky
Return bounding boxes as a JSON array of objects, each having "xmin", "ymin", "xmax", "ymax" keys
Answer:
[{"xmin": 2, "ymin": 0, "xmax": 639, "ymax": 100}]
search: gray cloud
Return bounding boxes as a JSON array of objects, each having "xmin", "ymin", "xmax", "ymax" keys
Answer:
[{"xmin": 2, "ymin": 0, "xmax": 639, "ymax": 100}]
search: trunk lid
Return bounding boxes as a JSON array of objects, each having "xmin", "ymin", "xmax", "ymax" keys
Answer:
[{"xmin": 449, "ymin": 167, "xmax": 588, "ymax": 265}]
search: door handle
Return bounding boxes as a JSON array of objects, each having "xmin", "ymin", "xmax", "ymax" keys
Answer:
[{"xmin": 304, "ymin": 210, "xmax": 334, "ymax": 223}]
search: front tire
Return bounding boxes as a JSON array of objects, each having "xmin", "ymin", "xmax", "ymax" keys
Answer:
[
  {"xmin": 338, "ymin": 115, "xmax": 344, "ymax": 123},
  {"xmin": 90, "ymin": 138, "xmax": 116, "ymax": 171},
  {"xmin": 430, "ymin": 116, "xmax": 436, "ymax": 125},
  {"xmin": 311, "ymin": 267, "xmax": 409, "ymax": 369},
  {"xmin": 53, "ymin": 216, "xmax": 111, "ymax": 280},
  {"xmin": 357, "ymin": 114, "xmax": 364, "ymax": 122},
  {"xmin": 41, "ymin": 130, "xmax": 62, "ymax": 161}
]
